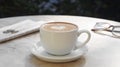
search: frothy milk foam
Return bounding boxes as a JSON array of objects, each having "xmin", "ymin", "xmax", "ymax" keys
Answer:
[{"xmin": 41, "ymin": 22, "xmax": 77, "ymax": 32}]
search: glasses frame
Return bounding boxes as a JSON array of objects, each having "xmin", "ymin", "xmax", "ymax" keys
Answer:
[{"xmin": 92, "ymin": 22, "xmax": 120, "ymax": 37}]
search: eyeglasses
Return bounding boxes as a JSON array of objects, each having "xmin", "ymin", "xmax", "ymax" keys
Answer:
[{"xmin": 92, "ymin": 22, "xmax": 120, "ymax": 37}]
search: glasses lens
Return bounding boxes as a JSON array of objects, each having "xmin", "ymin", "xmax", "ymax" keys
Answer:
[
  {"xmin": 112, "ymin": 26, "xmax": 120, "ymax": 37},
  {"xmin": 93, "ymin": 22, "xmax": 111, "ymax": 31}
]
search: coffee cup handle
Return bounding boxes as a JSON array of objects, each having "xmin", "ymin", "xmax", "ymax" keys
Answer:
[{"xmin": 76, "ymin": 30, "xmax": 91, "ymax": 49}]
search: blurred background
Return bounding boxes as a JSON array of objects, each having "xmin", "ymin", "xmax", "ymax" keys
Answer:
[{"xmin": 0, "ymin": 0, "xmax": 120, "ymax": 22}]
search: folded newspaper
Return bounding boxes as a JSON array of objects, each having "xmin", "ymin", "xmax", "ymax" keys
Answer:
[{"xmin": 0, "ymin": 19, "xmax": 49, "ymax": 43}]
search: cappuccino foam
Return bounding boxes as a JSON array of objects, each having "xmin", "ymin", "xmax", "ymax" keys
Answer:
[{"xmin": 41, "ymin": 22, "xmax": 77, "ymax": 32}]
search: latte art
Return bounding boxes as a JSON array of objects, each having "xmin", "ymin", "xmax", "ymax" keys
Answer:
[
  {"xmin": 41, "ymin": 22, "xmax": 77, "ymax": 32},
  {"xmin": 51, "ymin": 25, "xmax": 65, "ymax": 30}
]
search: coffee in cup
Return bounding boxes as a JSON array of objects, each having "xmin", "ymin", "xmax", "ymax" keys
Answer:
[{"xmin": 41, "ymin": 22, "xmax": 77, "ymax": 32}]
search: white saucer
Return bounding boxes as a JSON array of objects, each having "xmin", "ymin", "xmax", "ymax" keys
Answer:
[{"xmin": 31, "ymin": 41, "xmax": 88, "ymax": 63}]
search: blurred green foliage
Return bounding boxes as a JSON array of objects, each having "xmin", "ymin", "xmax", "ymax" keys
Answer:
[{"xmin": 0, "ymin": 0, "xmax": 120, "ymax": 21}]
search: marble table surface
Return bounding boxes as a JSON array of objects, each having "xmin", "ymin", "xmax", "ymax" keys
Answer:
[{"xmin": 0, "ymin": 15, "xmax": 120, "ymax": 67}]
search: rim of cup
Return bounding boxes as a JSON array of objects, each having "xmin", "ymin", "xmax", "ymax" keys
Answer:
[{"xmin": 40, "ymin": 22, "xmax": 79, "ymax": 33}]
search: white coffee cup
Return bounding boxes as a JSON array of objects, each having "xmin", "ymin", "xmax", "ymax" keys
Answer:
[{"xmin": 40, "ymin": 22, "xmax": 91, "ymax": 55}]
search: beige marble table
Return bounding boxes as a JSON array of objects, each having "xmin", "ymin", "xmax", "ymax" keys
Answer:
[{"xmin": 0, "ymin": 15, "xmax": 120, "ymax": 67}]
